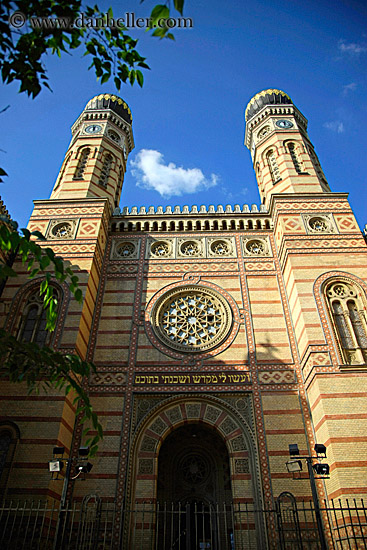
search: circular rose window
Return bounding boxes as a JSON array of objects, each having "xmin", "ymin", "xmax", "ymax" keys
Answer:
[
  {"xmin": 150, "ymin": 286, "xmax": 233, "ymax": 353},
  {"xmin": 116, "ymin": 242, "xmax": 135, "ymax": 257},
  {"xmin": 51, "ymin": 222, "xmax": 73, "ymax": 238}
]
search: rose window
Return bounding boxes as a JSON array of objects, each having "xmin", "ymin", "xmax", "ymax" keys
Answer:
[
  {"xmin": 180, "ymin": 454, "xmax": 209, "ymax": 485},
  {"xmin": 151, "ymin": 286, "xmax": 232, "ymax": 353},
  {"xmin": 180, "ymin": 241, "xmax": 200, "ymax": 256},
  {"xmin": 309, "ymin": 217, "xmax": 328, "ymax": 232},
  {"xmin": 151, "ymin": 242, "xmax": 170, "ymax": 257},
  {"xmin": 246, "ymin": 240, "xmax": 265, "ymax": 255},
  {"xmin": 116, "ymin": 242, "xmax": 135, "ymax": 257},
  {"xmin": 51, "ymin": 222, "xmax": 73, "ymax": 239},
  {"xmin": 211, "ymin": 240, "xmax": 231, "ymax": 256}
]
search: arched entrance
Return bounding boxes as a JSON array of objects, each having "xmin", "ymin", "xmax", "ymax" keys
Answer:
[
  {"xmin": 126, "ymin": 395, "xmax": 267, "ymax": 549},
  {"xmin": 158, "ymin": 423, "xmax": 231, "ymax": 504},
  {"xmin": 157, "ymin": 423, "xmax": 233, "ymax": 548}
]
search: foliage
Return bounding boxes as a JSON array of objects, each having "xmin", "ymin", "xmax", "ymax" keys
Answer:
[
  {"xmin": 0, "ymin": 216, "xmax": 103, "ymax": 455},
  {"xmin": 0, "ymin": 0, "xmax": 185, "ymax": 98},
  {"xmin": 0, "ymin": 328, "xmax": 102, "ymax": 456},
  {"xmin": 0, "ymin": 216, "xmax": 82, "ymax": 331}
]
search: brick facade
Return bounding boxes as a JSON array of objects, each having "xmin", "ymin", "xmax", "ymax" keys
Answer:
[{"xmin": 1, "ymin": 90, "xmax": 367, "ymax": 548}]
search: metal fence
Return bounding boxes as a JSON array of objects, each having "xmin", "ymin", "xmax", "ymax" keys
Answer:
[{"xmin": 0, "ymin": 496, "xmax": 367, "ymax": 549}]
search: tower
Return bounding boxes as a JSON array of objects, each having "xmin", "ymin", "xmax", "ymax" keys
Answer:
[
  {"xmin": 244, "ymin": 89, "xmax": 330, "ymax": 207},
  {"xmin": 51, "ymin": 94, "xmax": 134, "ymax": 209}
]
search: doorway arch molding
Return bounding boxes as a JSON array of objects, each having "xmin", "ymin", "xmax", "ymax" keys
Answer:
[{"xmin": 124, "ymin": 393, "xmax": 267, "ymax": 548}]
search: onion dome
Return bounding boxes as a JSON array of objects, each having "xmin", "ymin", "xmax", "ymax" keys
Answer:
[
  {"xmin": 245, "ymin": 89, "xmax": 292, "ymax": 122},
  {"xmin": 85, "ymin": 93, "xmax": 132, "ymax": 124}
]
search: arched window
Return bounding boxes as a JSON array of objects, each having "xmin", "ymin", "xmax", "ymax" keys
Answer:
[
  {"xmin": 0, "ymin": 423, "xmax": 20, "ymax": 495},
  {"xmin": 115, "ymin": 165, "xmax": 123, "ymax": 207},
  {"xmin": 74, "ymin": 148, "xmax": 90, "ymax": 179},
  {"xmin": 288, "ymin": 142, "xmax": 304, "ymax": 173},
  {"xmin": 99, "ymin": 153, "xmax": 113, "ymax": 188},
  {"xmin": 170, "ymin": 221, "xmax": 175, "ymax": 231},
  {"xmin": 54, "ymin": 153, "xmax": 71, "ymax": 190},
  {"xmin": 326, "ymin": 281, "xmax": 367, "ymax": 365},
  {"xmin": 266, "ymin": 149, "xmax": 281, "ymax": 184},
  {"xmin": 17, "ymin": 288, "xmax": 60, "ymax": 347},
  {"xmin": 307, "ymin": 145, "xmax": 329, "ymax": 188}
]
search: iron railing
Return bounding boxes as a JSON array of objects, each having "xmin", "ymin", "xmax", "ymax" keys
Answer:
[{"xmin": 0, "ymin": 497, "xmax": 366, "ymax": 549}]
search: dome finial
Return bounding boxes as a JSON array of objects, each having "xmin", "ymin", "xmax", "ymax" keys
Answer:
[{"xmin": 245, "ymin": 89, "xmax": 292, "ymax": 121}]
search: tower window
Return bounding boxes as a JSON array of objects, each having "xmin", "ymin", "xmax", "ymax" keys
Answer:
[
  {"xmin": 266, "ymin": 150, "xmax": 281, "ymax": 184},
  {"xmin": 18, "ymin": 288, "xmax": 60, "ymax": 347},
  {"xmin": 326, "ymin": 282, "xmax": 367, "ymax": 365},
  {"xmin": 99, "ymin": 153, "xmax": 113, "ymax": 188},
  {"xmin": 287, "ymin": 142, "xmax": 304, "ymax": 173},
  {"xmin": 54, "ymin": 153, "xmax": 71, "ymax": 190},
  {"xmin": 74, "ymin": 148, "xmax": 90, "ymax": 180}
]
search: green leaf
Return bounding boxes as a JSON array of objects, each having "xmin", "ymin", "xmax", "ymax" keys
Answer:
[
  {"xmin": 136, "ymin": 70, "xmax": 144, "ymax": 87},
  {"xmin": 74, "ymin": 288, "xmax": 83, "ymax": 302},
  {"xmin": 174, "ymin": 0, "xmax": 184, "ymax": 15},
  {"xmin": 150, "ymin": 4, "xmax": 170, "ymax": 20},
  {"xmin": 31, "ymin": 231, "xmax": 47, "ymax": 241}
]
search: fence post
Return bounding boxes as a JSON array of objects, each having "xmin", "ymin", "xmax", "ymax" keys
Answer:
[{"xmin": 306, "ymin": 458, "xmax": 328, "ymax": 550}]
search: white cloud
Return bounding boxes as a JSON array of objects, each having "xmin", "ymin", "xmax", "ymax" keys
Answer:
[
  {"xmin": 342, "ymin": 82, "xmax": 357, "ymax": 95},
  {"xmin": 221, "ymin": 186, "xmax": 248, "ymax": 201},
  {"xmin": 130, "ymin": 149, "xmax": 219, "ymax": 198},
  {"xmin": 338, "ymin": 39, "xmax": 367, "ymax": 56},
  {"xmin": 323, "ymin": 121, "xmax": 345, "ymax": 134}
]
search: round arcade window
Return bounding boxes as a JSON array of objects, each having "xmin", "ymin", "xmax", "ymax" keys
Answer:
[
  {"xmin": 150, "ymin": 286, "xmax": 233, "ymax": 353},
  {"xmin": 51, "ymin": 222, "xmax": 73, "ymax": 239}
]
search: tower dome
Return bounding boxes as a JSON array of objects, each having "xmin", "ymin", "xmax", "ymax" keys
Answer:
[
  {"xmin": 85, "ymin": 93, "xmax": 133, "ymax": 124},
  {"xmin": 245, "ymin": 89, "xmax": 292, "ymax": 121}
]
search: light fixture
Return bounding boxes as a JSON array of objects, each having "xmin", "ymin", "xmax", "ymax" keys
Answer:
[
  {"xmin": 289, "ymin": 444, "xmax": 300, "ymax": 456},
  {"xmin": 313, "ymin": 463, "xmax": 330, "ymax": 476},
  {"xmin": 53, "ymin": 446, "xmax": 65, "ymax": 456},
  {"xmin": 78, "ymin": 446, "xmax": 90, "ymax": 457},
  {"xmin": 49, "ymin": 459, "xmax": 63, "ymax": 473},
  {"xmin": 78, "ymin": 462, "xmax": 93, "ymax": 474},
  {"xmin": 314, "ymin": 444, "xmax": 327, "ymax": 458},
  {"xmin": 286, "ymin": 459, "xmax": 303, "ymax": 473}
]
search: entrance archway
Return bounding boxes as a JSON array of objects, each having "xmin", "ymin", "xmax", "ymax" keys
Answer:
[
  {"xmin": 158, "ymin": 423, "xmax": 231, "ymax": 504},
  {"xmin": 157, "ymin": 423, "xmax": 233, "ymax": 548},
  {"xmin": 126, "ymin": 395, "xmax": 267, "ymax": 549}
]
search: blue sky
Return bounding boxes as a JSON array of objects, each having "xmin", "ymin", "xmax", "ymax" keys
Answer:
[{"xmin": 1, "ymin": 0, "xmax": 367, "ymax": 229}]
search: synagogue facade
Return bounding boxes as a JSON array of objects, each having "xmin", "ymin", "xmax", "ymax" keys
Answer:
[{"xmin": 1, "ymin": 89, "xmax": 367, "ymax": 548}]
